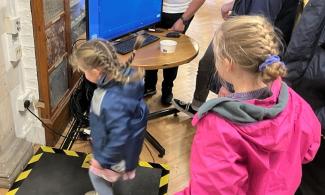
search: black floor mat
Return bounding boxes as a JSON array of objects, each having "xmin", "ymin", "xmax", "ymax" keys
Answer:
[
  {"xmin": 114, "ymin": 167, "xmax": 161, "ymax": 195},
  {"xmin": 16, "ymin": 153, "xmax": 92, "ymax": 195},
  {"xmin": 10, "ymin": 149, "xmax": 168, "ymax": 195}
]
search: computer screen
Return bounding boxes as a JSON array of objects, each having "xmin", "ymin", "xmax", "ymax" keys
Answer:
[{"xmin": 87, "ymin": 0, "xmax": 162, "ymax": 40}]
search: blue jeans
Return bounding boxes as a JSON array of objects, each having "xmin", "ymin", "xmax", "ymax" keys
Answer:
[{"xmin": 89, "ymin": 170, "xmax": 114, "ymax": 195}]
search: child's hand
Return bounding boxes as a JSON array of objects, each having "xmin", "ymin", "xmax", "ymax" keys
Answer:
[
  {"xmin": 101, "ymin": 169, "xmax": 122, "ymax": 182},
  {"xmin": 91, "ymin": 159, "xmax": 103, "ymax": 170},
  {"xmin": 90, "ymin": 158, "xmax": 122, "ymax": 182},
  {"xmin": 221, "ymin": 0, "xmax": 234, "ymax": 20},
  {"xmin": 122, "ymin": 170, "xmax": 136, "ymax": 181}
]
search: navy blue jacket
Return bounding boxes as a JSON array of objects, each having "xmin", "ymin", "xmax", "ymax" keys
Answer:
[
  {"xmin": 284, "ymin": 3, "xmax": 325, "ymax": 195},
  {"xmin": 285, "ymin": 0, "xmax": 325, "ymax": 132},
  {"xmin": 89, "ymin": 70, "xmax": 148, "ymax": 172},
  {"xmin": 232, "ymin": 0, "xmax": 300, "ymax": 44}
]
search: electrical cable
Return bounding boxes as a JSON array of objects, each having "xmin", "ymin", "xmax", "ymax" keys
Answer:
[
  {"xmin": 69, "ymin": 75, "xmax": 96, "ymax": 128},
  {"xmin": 25, "ymin": 105, "xmax": 68, "ymax": 138},
  {"xmin": 144, "ymin": 141, "xmax": 155, "ymax": 163}
]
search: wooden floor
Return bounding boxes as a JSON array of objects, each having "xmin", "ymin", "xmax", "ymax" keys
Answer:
[{"xmin": 0, "ymin": 1, "xmax": 222, "ymax": 194}]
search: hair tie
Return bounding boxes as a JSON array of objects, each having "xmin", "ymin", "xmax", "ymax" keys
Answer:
[{"xmin": 258, "ymin": 55, "xmax": 285, "ymax": 72}]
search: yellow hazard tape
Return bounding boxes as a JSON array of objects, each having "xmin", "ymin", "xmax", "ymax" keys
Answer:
[
  {"xmin": 82, "ymin": 154, "xmax": 92, "ymax": 169},
  {"xmin": 15, "ymin": 169, "xmax": 32, "ymax": 182},
  {"xmin": 139, "ymin": 161, "xmax": 153, "ymax": 168},
  {"xmin": 159, "ymin": 174, "xmax": 169, "ymax": 187},
  {"xmin": 6, "ymin": 188, "xmax": 18, "ymax": 195},
  {"xmin": 160, "ymin": 163, "xmax": 170, "ymax": 171},
  {"xmin": 28, "ymin": 153, "xmax": 43, "ymax": 164},
  {"xmin": 40, "ymin": 146, "xmax": 55, "ymax": 153},
  {"xmin": 63, "ymin": 150, "xmax": 79, "ymax": 157}
]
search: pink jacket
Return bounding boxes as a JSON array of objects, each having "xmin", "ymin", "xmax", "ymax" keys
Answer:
[{"xmin": 176, "ymin": 79, "xmax": 321, "ymax": 195}]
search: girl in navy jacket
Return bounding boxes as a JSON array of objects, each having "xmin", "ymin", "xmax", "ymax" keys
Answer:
[{"xmin": 70, "ymin": 37, "xmax": 148, "ymax": 195}]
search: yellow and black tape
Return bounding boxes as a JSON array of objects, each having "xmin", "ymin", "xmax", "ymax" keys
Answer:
[
  {"xmin": 6, "ymin": 146, "xmax": 170, "ymax": 195},
  {"xmin": 82, "ymin": 153, "xmax": 92, "ymax": 169},
  {"xmin": 36, "ymin": 146, "xmax": 83, "ymax": 157}
]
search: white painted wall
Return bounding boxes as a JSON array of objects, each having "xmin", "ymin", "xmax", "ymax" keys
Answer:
[
  {"xmin": 0, "ymin": 0, "xmax": 17, "ymax": 148},
  {"xmin": 0, "ymin": 0, "xmax": 45, "ymax": 145}
]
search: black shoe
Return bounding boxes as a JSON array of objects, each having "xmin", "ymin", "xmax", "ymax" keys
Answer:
[
  {"xmin": 172, "ymin": 99, "xmax": 197, "ymax": 117},
  {"xmin": 161, "ymin": 93, "xmax": 173, "ymax": 106},
  {"xmin": 144, "ymin": 88, "xmax": 157, "ymax": 97}
]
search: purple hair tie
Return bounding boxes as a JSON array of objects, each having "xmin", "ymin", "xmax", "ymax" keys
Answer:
[{"xmin": 258, "ymin": 55, "xmax": 285, "ymax": 72}]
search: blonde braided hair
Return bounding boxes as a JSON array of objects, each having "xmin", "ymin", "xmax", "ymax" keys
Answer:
[
  {"xmin": 69, "ymin": 36, "xmax": 145, "ymax": 84},
  {"xmin": 213, "ymin": 15, "xmax": 287, "ymax": 84}
]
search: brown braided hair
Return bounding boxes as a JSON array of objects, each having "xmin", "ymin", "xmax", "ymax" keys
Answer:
[
  {"xmin": 213, "ymin": 15, "xmax": 287, "ymax": 84},
  {"xmin": 69, "ymin": 36, "xmax": 145, "ymax": 84}
]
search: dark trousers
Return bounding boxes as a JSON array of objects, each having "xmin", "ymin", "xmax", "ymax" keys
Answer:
[
  {"xmin": 145, "ymin": 12, "xmax": 193, "ymax": 96},
  {"xmin": 191, "ymin": 41, "xmax": 219, "ymax": 108}
]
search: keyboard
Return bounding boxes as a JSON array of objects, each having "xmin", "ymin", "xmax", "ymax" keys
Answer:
[{"xmin": 114, "ymin": 33, "xmax": 160, "ymax": 55}]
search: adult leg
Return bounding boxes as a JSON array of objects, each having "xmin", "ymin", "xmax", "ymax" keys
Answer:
[
  {"xmin": 144, "ymin": 69, "xmax": 158, "ymax": 96},
  {"xmin": 173, "ymin": 40, "xmax": 217, "ymax": 116},
  {"xmin": 192, "ymin": 41, "xmax": 217, "ymax": 109},
  {"xmin": 161, "ymin": 67, "xmax": 178, "ymax": 105},
  {"xmin": 159, "ymin": 12, "xmax": 194, "ymax": 105},
  {"xmin": 144, "ymin": 12, "xmax": 177, "ymax": 97}
]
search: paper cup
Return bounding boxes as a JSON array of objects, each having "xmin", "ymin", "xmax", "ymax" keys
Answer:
[{"xmin": 160, "ymin": 40, "xmax": 177, "ymax": 53}]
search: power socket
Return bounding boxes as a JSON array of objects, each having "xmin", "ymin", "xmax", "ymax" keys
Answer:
[{"xmin": 17, "ymin": 90, "xmax": 33, "ymax": 112}]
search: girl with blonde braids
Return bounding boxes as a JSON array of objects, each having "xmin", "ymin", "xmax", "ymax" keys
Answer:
[
  {"xmin": 70, "ymin": 37, "xmax": 148, "ymax": 195},
  {"xmin": 176, "ymin": 16, "xmax": 321, "ymax": 195}
]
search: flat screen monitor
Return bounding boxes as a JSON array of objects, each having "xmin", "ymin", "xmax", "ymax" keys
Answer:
[{"xmin": 86, "ymin": 0, "xmax": 162, "ymax": 40}]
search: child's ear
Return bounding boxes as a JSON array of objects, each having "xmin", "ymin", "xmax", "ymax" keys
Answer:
[{"xmin": 94, "ymin": 68, "xmax": 103, "ymax": 75}]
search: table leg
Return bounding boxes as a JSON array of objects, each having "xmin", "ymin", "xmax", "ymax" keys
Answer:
[
  {"xmin": 145, "ymin": 130, "xmax": 165, "ymax": 158},
  {"xmin": 145, "ymin": 107, "xmax": 180, "ymax": 158},
  {"xmin": 148, "ymin": 107, "xmax": 179, "ymax": 120}
]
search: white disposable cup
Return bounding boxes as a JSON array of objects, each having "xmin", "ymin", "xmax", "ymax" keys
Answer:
[{"xmin": 160, "ymin": 40, "xmax": 177, "ymax": 53}]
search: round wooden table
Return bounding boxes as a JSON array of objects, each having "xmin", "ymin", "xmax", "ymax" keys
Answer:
[
  {"xmin": 118, "ymin": 31, "xmax": 199, "ymax": 70},
  {"xmin": 119, "ymin": 30, "xmax": 199, "ymax": 157}
]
